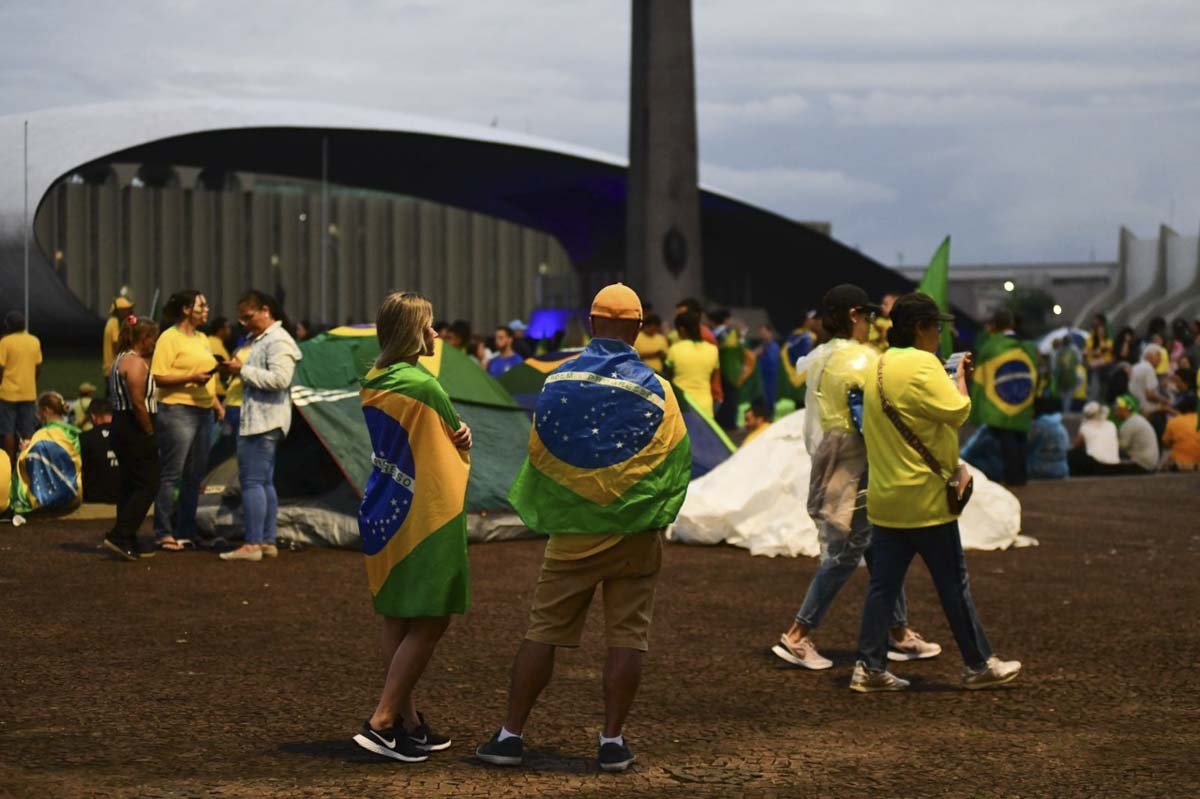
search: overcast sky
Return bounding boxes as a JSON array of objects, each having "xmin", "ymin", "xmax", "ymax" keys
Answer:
[{"xmin": 2, "ymin": 0, "xmax": 1198, "ymax": 266}]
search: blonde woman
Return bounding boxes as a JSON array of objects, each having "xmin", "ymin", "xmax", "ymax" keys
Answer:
[{"xmin": 352, "ymin": 292, "xmax": 472, "ymax": 764}]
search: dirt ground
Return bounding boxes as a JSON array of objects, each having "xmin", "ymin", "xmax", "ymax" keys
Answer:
[{"xmin": 2, "ymin": 474, "xmax": 1199, "ymax": 798}]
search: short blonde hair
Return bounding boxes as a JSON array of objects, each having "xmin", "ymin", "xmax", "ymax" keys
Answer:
[{"xmin": 375, "ymin": 291, "xmax": 434, "ymax": 368}]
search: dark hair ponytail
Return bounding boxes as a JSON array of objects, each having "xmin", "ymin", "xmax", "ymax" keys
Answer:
[
  {"xmin": 162, "ymin": 289, "xmax": 202, "ymax": 326},
  {"xmin": 117, "ymin": 316, "xmax": 159, "ymax": 354}
]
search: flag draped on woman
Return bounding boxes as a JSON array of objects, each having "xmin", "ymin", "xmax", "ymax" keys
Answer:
[
  {"xmin": 509, "ymin": 339, "xmax": 691, "ymax": 534},
  {"xmin": 11, "ymin": 420, "xmax": 81, "ymax": 514},
  {"xmin": 359, "ymin": 362, "xmax": 471, "ymax": 617}
]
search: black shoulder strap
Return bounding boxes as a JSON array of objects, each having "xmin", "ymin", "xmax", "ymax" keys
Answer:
[{"xmin": 876, "ymin": 358, "xmax": 949, "ymax": 481}]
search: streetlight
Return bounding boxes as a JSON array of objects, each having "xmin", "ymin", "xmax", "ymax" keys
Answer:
[
  {"xmin": 1052, "ymin": 304, "xmax": 1063, "ymax": 316},
  {"xmin": 1003, "ymin": 280, "xmax": 1015, "ymax": 292}
]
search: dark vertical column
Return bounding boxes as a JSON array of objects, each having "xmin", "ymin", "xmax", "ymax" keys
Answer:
[{"xmin": 626, "ymin": 0, "xmax": 703, "ymax": 317}]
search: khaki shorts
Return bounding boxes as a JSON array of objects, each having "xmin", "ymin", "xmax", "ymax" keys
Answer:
[{"xmin": 525, "ymin": 529, "xmax": 663, "ymax": 651}]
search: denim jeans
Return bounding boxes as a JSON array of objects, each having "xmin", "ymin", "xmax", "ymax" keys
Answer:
[
  {"xmin": 857, "ymin": 521, "xmax": 993, "ymax": 672},
  {"xmin": 795, "ymin": 520, "xmax": 907, "ymax": 631},
  {"xmin": 154, "ymin": 404, "xmax": 213, "ymax": 540},
  {"xmin": 238, "ymin": 428, "xmax": 282, "ymax": 545}
]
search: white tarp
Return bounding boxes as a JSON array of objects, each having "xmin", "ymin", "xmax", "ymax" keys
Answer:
[{"xmin": 669, "ymin": 408, "xmax": 1037, "ymax": 557}]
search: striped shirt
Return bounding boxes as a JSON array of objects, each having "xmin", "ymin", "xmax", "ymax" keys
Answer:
[{"xmin": 109, "ymin": 351, "xmax": 158, "ymax": 415}]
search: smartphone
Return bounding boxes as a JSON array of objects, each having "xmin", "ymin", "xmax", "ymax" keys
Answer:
[{"xmin": 943, "ymin": 351, "xmax": 969, "ymax": 376}]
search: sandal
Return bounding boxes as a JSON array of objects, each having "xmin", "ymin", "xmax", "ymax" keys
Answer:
[{"xmin": 157, "ymin": 537, "xmax": 186, "ymax": 551}]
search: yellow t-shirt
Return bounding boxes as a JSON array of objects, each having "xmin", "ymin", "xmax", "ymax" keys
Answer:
[
  {"xmin": 222, "ymin": 344, "xmax": 252, "ymax": 408},
  {"xmin": 743, "ymin": 422, "xmax": 771, "ymax": 446},
  {"xmin": 0, "ymin": 331, "xmax": 43, "ymax": 402},
  {"xmin": 151, "ymin": 326, "xmax": 218, "ymax": 408},
  {"xmin": 634, "ymin": 331, "xmax": 670, "ymax": 373},
  {"xmin": 863, "ymin": 347, "xmax": 971, "ymax": 529},
  {"xmin": 812, "ymin": 341, "xmax": 877, "ymax": 434},
  {"xmin": 102, "ymin": 316, "xmax": 121, "ymax": 376},
  {"xmin": 208, "ymin": 335, "xmax": 231, "ymax": 398},
  {"xmin": 1163, "ymin": 413, "xmax": 1200, "ymax": 468},
  {"xmin": 667, "ymin": 339, "xmax": 719, "ymax": 416}
]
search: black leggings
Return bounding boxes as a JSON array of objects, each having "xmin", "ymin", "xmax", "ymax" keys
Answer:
[{"xmin": 108, "ymin": 412, "xmax": 160, "ymax": 548}]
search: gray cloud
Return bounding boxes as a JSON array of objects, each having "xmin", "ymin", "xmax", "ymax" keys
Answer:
[{"xmin": 1, "ymin": 0, "xmax": 1197, "ymax": 266}]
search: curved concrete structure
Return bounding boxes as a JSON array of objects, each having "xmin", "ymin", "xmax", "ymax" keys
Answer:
[{"xmin": 0, "ymin": 100, "xmax": 913, "ymax": 340}]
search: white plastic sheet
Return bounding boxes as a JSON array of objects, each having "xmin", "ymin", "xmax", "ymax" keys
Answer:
[{"xmin": 669, "ymin": 408, "xmax": 1037, "ymax": 557}]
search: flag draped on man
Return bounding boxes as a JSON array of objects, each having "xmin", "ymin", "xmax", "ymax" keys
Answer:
[
  {"xmin": 917, "ymin": 236, "xmax": 954, "ymax": 359},
  {"xmin": 359, "ymin": 362, "xmax": 471, "ymax": 617},
  {"xmin": 970, "ymin": 333, "xmax": 1039, "ymax": 431},
  {"xmin": 509, "ymin": 339, "xmax": 691, "ymax": 534},
  {"xmin": 11, "ymin": 420, "xmax": 81, "ymax": 514}
]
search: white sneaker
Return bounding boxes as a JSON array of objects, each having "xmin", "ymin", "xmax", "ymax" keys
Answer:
[
  {"xmin": 888, "ymin": 629, "xmax": 943, "ymax": 661},
  {"xmin": 849, "ymin": 661, "xmax": 910, "ymax": 693},
  {"xmin": 963, "ymin": 656, "xmax": 1021, "ymax": 690},
  {"xmin": 770, "ymin": 634, "xmax": 834, "ymax": 670},
  {"xmin": 219, "ymin": 546, "xmax": 262, "ymax": 562}
]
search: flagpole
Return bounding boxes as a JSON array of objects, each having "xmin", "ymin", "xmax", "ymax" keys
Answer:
[{"xmin": 23, "ymin": 119, "xmax": 29, "ymax": 326}]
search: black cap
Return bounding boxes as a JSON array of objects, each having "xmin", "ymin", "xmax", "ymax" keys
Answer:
[
  {"xmin": 890, "ymin": 292, "xmax": 954, "ymax": 330},
  {"xmin": 820, "ymin": 284, "xmax": 882, "ymax": 316}
]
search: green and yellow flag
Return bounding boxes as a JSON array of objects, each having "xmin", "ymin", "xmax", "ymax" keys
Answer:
[
  {"xmin": 917, "ymin": 236, "xmax": 954, "ymax": 358},
  {"xmin": 11, "ymin": 420, "xmax": 81, "ymax": 514},
  {"xmin": 509, "ymin": 339, "xmax": 691, "ymax": 534},
  {"xmin": 970, "ymin": 332, "xmax": 1039, "ymax": 432},
  {"xmin": 359, "ymin": 362, "xmax": 471, "ymax": 617}
]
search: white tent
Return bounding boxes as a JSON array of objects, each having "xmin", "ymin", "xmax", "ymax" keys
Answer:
[{"xmin": 669, "ymin": 408, "xmax": 1037, "ymax": 557}]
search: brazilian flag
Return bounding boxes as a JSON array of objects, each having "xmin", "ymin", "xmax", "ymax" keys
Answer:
[
  {"xmin": 717, "ymin": 328, "xmax": 763, "ymax": 405},
  {"xmin": 509, "ymin": 339, "xmax": 692, "ymax": 534},
  {"xmin": 970, "ymin": 332, "xmax": 1039, "ymax": 431},
  {"xmin": 12, "ymin": 420, "xmax": 81, "ymax": 514},
  {"xmin": 359, "ymin": 362, "xmax": 471, "ymax": 617}
]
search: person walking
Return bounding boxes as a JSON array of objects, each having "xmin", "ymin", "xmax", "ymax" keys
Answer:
[
  {"xmin": 853, "ymin": 292, "xmax": 1020, "ymax": 692},
  {"xmin": 351, "ymin": 292, "xmax": 473, "ymax": 764},
  {"xmin": 475, "ymin": 283, "xmax": 691, "ymax": 773},
  {"xmin": 150, "ymin": 290, "xmax": 224, "ymax": 550},
  {"xmin": 103, "ymin": 316, "xmax": 160, "ymax": 561},
  {"xmin": 219, "ymin": 291, "xmax": 302, "ymax": 562},
  {"xmin": 771, "ymin": 285, "xmax": 940, "ymax": 671},
  {"xmin": 0, "ymin": 311, "xmax": 43, "ymax": 465}
]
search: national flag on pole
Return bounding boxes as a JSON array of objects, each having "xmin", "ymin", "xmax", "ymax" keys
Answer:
[
  {"xmin": 969, "ymin": 334, "xmax": 1039, "ymax": 432},
  {"xmin": 918, "ymin": 236, "xmax": 954, "ymax": 358},
  {"xmin": 508, "ymin": 339, "xmax": 691, "ymax": 534},
  {"xmin": 359, "ymin": 361, "xmax": 471, "ymax": 617}
]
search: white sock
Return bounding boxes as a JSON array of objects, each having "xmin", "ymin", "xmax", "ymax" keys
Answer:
[
  {"xmin": 498, "ymin": 726, "xmax": 522, "ymax": 742},
  {"xmin": 599, "ymin": 733, "xmax": 624, "ymax": 747}
]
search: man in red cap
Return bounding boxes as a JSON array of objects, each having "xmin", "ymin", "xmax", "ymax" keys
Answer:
[{"xmin": 476, "ymin": 283, "xmax": 691, "ymax": 773}]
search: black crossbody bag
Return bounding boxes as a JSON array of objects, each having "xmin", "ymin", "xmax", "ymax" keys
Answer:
[{"xmin": 876, "ymin": 359, "xmax": 974, "ymax": 515}]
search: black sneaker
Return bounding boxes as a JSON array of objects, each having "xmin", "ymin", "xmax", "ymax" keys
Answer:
[
  {"xmin": 101, "ymin": 537, "xmax": 138, "ymax": 562},
  {"xmin": 352, "ymin": 720, "xmax": 429, "ymax": 763},
  {"xmin": 475, "ymin": 730, "xmax": 524, "ymax": 766},
  {"xmin": 408, "ymin": 712, "xmax": 451, "ymax": 751},
  {"xmin": 598, "ymin": 739, "xmax": 635, "ymax": 773}
]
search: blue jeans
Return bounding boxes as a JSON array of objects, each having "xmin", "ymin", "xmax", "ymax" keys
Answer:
[
  {"xmin": 857, "ymin": 521, "xmax": 993, "ymax": 672},
  {"xmin": 154, "ymin": 404, "xmax": 214, "ymax": 541},
  {"xmin": 796, "ymin": 518, "xmax": 907, "ymax": 631},
  {"xmin": 238, "ymin": 428, "xmax": 282, "ymax": 545}
]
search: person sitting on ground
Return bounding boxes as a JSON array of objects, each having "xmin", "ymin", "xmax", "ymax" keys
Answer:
[
  {"xmin": 1113, "ymin": 394, "xmax": 1159, "ymax": 473},
  {"xmin": 1161, "ymin": 393, "xmax": 1200, "ymax": 472},
  {"xmin": 10, "ymin": 392, "xmax": 82, "ymax": 519},
  {"xmin": 80, "ymin": 398, "xmax": 120, "ymax": 504},
  {"xmin": 1129, "ymin": 344, "xmax": 1172, "ymax": 439},
  {"xmin": 1068, "ymin": 401, "xmax": 1124, "ymax": 476},
  {"xmin": 486, "ymin": 326, "xmax": 524, "ymax": 378},
  {"xmin": 476, "ymin": 283, "xmax": 691, "ymax": 774},
  {"xmin": 1026, "ymin": 396, "xmax": 1070, "ymax": 480},
  {"xmin": 69, "ymin": 382, "xmax": 97, "ymax": 431},
  {"xmin": 634, "ymin": 313, "xmax": 669, "ymax": 374},
  {"xmin": 0, "ymin": 310, "xmax": 43, "ymax": 465},
  {"xmin": 960, "ymin": 425, "xmax": 1004, "ymax": 483},
  {"xmin": 741, "ymin": 402, "xmax": 773, "ymax": 446}
]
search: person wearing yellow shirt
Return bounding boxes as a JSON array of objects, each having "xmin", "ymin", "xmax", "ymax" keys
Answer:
[
  {"xmin": 150, "ymin": 290, "xmax": 224, "ymax": 550},
  {"xmin": 0, "ymin": 311, "xmax": 43, "ymax": 462},
  {"xmin": 853, "ymin": 292, "xmax": 1021, "ymax": 693},
  {"xmin": 206, "ymin": 317, "xmax": 233, "ymax": 399},
  {"xmin": 666, "ymin": 312, "xmax": 720, "ymax": 416},
  {"xmin": 771, "ymin": 285, "xmax": 939, "ymax": 672},
  {"xmin": 740, "ymin": 403, "xmax": 772, "ymax": 446},
  {"xmin": 102, "ymin": 296, "xmax": 135, "ymax": 378},
  {"xmin": 633, "ymin": 313, "xmax": 669, "ymax": 374}
]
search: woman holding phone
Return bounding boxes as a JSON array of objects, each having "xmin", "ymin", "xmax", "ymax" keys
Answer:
[{"xmin": 150, "ymin": 290, "xmax": 224, "ymax": 551}]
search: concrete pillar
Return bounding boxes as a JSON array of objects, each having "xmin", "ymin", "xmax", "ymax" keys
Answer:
[
  {"xmin": 96, "ymin": 183, "xmax": 119, "ymax": 312},
  {"xmin": 625, "ymin": 0, "xmax": 703, "ymax": 317},
  {"xmin": 444, "ymin": 207, "xmax": 470, "ymax": 321},
  {"xmin": 158, "ymin": 187, "xmax": 185, "ymax": 306},
  {"xmin": 470, "ymin": 215, "xmax": 496, "ymax": 329}
]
